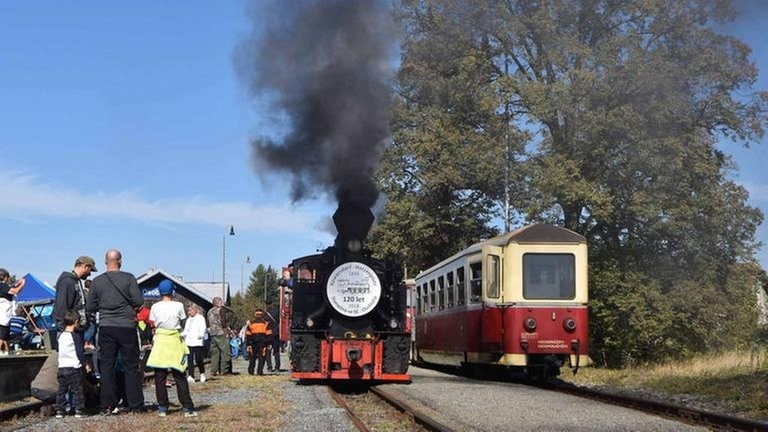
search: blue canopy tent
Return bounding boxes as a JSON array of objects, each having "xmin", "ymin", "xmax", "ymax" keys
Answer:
[
  {"xmin": 16, "ymin": 273, "xmax": 56, "ymax": 305},
  {"xmin": 16, "ymin": 273, "xmax": 57, "ymax": 336}
]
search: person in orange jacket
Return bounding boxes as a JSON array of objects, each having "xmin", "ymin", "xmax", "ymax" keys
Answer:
[{"xmin": 245, "ymin": 309, "xmax": 271, "ymax": 376}]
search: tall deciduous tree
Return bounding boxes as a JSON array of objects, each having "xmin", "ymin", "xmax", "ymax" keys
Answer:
[
  {"xmin": 231, "ymin": 264, "xmax": 280, "ymax": 327},
  {"xmin": 380, "ymin": 0, "xmax": 767, "ymax": 365}
]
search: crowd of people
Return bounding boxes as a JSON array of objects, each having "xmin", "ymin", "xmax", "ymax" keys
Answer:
[{"xmin": 2, "ymin": 250, "xmax": 285, "ymax": 419}]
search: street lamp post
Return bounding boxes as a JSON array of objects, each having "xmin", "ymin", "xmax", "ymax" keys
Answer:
[
  {"xmin": 241, "ymin": 256, "xmax": 251, "ymax": 294},
  {"xmin": 222, "ymin": 225, "xmax": 235, "ymax": 301}
]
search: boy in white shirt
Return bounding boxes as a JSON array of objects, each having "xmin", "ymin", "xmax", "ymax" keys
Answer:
[
  {"xmin": 55, "ymin": 310, "xmax": 87, "ymax": 418},
  {"xmin": 146, "ymin": 280, "xmax": 197, "ymax": 417}
]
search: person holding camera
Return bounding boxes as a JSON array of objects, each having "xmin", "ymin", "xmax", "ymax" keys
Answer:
[{"xmin": 0, "ymin": 268, "xmax": 26, "ymax": 356}]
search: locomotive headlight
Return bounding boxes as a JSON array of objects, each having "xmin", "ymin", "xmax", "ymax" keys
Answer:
[
  {"xmin": 347, "ymin": 239, "xmax": 362, "ymax": 253},
  {"xmin": 524, "ymin": 317, "xmax": 537, "ymax": 332},
  {"xmin": 563, "ymin": 317, "xmax": 577, "ymax": 332},
  {"xmin": 306, "ymin": 318, "xmax": 314, "ymax": 328},
  {"xmin": 389, "ymin": 318, "xmax": 398, "ymax": 329}
]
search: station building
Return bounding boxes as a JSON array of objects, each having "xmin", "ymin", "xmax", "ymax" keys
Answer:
[{"xmin": 136, "ymin": 268, "xmax": 232, "ymax": 313}]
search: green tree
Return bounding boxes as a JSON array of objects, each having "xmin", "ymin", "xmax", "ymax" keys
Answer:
[
  {"xmin": 384, "ymin": 0, "xmax": 767, "ymax": 366},
  {"xmin": 246, "ymin": 264, "xmax": 280, "ymax": 308},
  {"xmin": 230, "ymin": 264, "xmax": 281, "ymax": 327}
]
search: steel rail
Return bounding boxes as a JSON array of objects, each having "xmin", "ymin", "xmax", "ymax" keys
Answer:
[
  {"xmin": 549, "ymin": 381, "xmax": 768, "ymax": 432},
  {"xmin": 327, "ymin": 387, "xmax": 372, "ymax": 432},
  {"xmin": 0, "ymin": 371, "xmax": 158, "ymax": 422},
  {"xmin": 0, "ymin": 401, "xmax": 48, "ymax": 423},
  {"xmin": 370, "ymin": 386, "xmax": 454, "ymax": 432}
]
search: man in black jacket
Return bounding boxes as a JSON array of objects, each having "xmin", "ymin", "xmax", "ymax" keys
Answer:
[
  {"xmin": 53, "ymin": 256, "xmax": 97, "ymax": 332},
  {"xmin": 87, "ymin": 249, "xmax": 144, "ymax": 414},
  {"xmin": 265, "ymin": 300, "xmax": 281, "ymax": 372}
]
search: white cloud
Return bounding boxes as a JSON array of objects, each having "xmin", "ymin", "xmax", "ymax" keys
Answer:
[{"xmin": 0, "ymin": 170, "xmax": 312, "ymax": 233}]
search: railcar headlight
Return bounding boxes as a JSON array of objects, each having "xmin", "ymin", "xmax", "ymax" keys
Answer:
[
  {"xmin": 306, "ymin": 318, "xmax": 314, "ymax": 328},
  {"xmin": 563, "ymin": 318, "xmax": 577, "ymax": 332},
  {"xmin": 389, "ymin": 318, "xmax": 398, "ymax": 329},
  {"xmin": 524, "ymin": 317, "xmax": 537, "ymax": 332}
]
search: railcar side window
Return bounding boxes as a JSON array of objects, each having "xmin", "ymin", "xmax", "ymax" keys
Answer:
[
  {"xmin": 456, "ymin": 268, "xmax": 466, "ymax": 305},
  {"xmin": 469, "ymin": 262, "xmax": 482, "ymax": 303},
  {"xmin": 523, "ymin": 253, "xmax": 575, "ymax": 300},
  {"xmin": 416, "ymin": 284, "xmax": 423, "ymax": 315},
  {"xmin": 429, "ymin": 280, "xmax": 436, "ymax": 311},
  {"xmin": 446, "ymin": 272, "xmax": 455, "ymax": 307},
  {"xmin": 422, "ymin": 283, "xmax": 428, "ymax": 313},
  {"xmin": 437, "ymin": 276, "xmax": 445, "ymax": 309},
  {"xmin": 486, "ymin": 255, "xmax": 500, "ymax": 298}
]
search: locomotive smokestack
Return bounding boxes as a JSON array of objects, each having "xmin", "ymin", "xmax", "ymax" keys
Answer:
[{"xmin": 333, "ymin": 201, "xmax": 374, "ymax": 253}]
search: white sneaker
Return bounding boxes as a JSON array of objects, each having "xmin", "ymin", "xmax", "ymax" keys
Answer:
[
  {"xmin": 0, "ymin": 352, "xmax": 8, "ymax": 356},
  {"xmin": 199, "ymin": 373, "xmax": 206, "ymax": 383},
  {"xmin": 187, "ymin": 376, "xmax": 195, "ymax": 384}
]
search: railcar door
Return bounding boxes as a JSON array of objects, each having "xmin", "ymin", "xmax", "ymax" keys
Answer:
[{"xmin": 480, "ymin": 246, "xmax": 503, "ymax": 351}]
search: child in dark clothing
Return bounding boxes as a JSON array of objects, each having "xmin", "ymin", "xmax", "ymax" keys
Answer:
[{"xmin": 55, "ymin": 310, "xmax": 88, "ymax": 418}]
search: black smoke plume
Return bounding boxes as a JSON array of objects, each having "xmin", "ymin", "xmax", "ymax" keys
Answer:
[{"xmin": 235, "ymin": 0, "xmax": 395, "ymax": 212}]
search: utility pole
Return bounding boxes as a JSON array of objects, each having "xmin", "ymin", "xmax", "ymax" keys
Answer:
[
  {"xmin": 263, "ymin": 272, "xmax": 268, "ymax": 304},
  {"xmin": 503, "ymin": 57, "xmax": 511, "ymax": 233},
  {"xmin": 222, "ymin": 225, "xmax": 235, "ymax": 301}
]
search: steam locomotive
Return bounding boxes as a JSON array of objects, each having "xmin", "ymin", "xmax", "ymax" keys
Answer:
[{"xmin": 288, "ymin": 204, "xmax": 411, "ymax": 381}]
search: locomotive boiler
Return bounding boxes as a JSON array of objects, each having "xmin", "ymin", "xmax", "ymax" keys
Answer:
[{"xmin": 288, "ymin": 203, "xmax": 411, "ymax": 381}]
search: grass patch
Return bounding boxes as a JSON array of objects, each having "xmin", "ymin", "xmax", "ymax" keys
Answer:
[{"xmin": 562, "ymin": 349, "xmax": 768, "ymax": 419}]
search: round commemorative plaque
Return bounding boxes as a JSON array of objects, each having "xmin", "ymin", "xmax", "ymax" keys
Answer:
[{"xmin": 326, "ymin": 262, "xmax": 381, "ymax": 317}]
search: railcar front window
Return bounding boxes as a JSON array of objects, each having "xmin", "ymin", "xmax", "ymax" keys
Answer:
[{"xmin": 523, "ymin": 254, "xmax": 575, "ymax": 300}]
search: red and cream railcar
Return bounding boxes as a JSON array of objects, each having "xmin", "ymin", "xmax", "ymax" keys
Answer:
[{"xmin": 413, "ymin": 224, "xmax": 591, "ymax": 377}]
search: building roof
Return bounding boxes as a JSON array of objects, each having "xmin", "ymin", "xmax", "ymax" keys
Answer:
[
  {"xmin": 185, "ymin": 282, "xmax": 231, "ymax": 305},
  {"xmin": 136, "ymin": 268, "xmax": 228, "ymax": 310}
]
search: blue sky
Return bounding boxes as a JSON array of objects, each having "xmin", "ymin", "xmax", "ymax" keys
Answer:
[{"xmin": 0, "ymin": 2, "xmax": 766, "ymax": 291}]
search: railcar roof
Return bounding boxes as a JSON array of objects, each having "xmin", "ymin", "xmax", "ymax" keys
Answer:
[{"xmin": 416, "ymin": 224, "xmax": 586, "ymax": 279}]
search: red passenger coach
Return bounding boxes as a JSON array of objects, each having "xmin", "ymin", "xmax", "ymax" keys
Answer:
[{"xmin": 413, "ymin": 224, "xmax": 591, "ymax": 378}]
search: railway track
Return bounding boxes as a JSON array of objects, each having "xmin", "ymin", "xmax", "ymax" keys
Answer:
[
  {"xmin": 0, "ymin": 372, "xmax": 159, "ymax": 423},
  {"xmin": 328, "ymin": 384, "xmax": 451, "ymax": 432},
  {"xmin": 545, "ymin": 380, "xmax": 768, "ymax": 432}
]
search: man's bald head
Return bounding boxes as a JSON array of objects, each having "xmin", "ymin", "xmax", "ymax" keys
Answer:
[{"xmin": 105, "ymin": 249, "xmax": 122, "ymax": 271}]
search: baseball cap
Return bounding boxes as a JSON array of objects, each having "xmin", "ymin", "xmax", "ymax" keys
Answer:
[
  {"xmin": 76, "ymin": 256, "xmax": 98, "ymax": 272},
  {"xmin": 0, "ymin": 268, "xmax": 9, "ymax": 278},
  {"xmin": 158, "ymin": 279, "xmax": 175, "ymax": 295}
]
